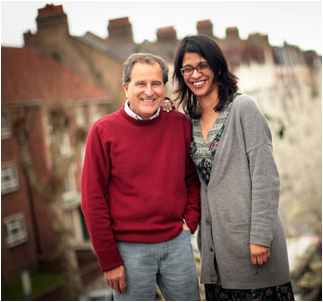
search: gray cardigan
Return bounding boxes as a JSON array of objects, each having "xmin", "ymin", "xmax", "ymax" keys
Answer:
[{"xmin": 197, "ymin": 94, "xmax": 290, "ymax": 289}]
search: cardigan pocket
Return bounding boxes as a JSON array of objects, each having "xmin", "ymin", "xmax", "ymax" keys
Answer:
[{"xmin": 224, "ymin": 221, "xmax": 250, "ymax": 258}]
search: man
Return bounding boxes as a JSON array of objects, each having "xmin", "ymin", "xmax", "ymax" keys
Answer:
[{"xmin": 81, "ymin": 53, "xmax": 201, "ymax": 301}]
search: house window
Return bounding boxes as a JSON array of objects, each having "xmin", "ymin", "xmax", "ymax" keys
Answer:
[
  {"xmin": 89, "ymin": 105, "xmax": 101, "ymax": 124},
  {"xmin": 46, "ymin": 120, "xmax": 71, "ymax": 156},
  {"xmin": 1, "ymin": 113, "xmax": 11, "ymax": 140},
  {"xmin": 62, "ymin": 165, "xmax": 77, "ymax": 202},
  {"xmin": 1, "ymin": 162, "xmax": 19, "ymax": 194},
  {"xmin": 4, "ymin": 214, "xmax": 28, "ymax": 248},
  {"xmin": 61, "ymin": 133, "xmax": 71, "ymax": 156},
  {"xmin": 75, "ymin": 106, "xmax": 85, "ymax": 127},
  {"xmin": 63, "ymin": 174, "xmax": 73, "ymax": 198}
]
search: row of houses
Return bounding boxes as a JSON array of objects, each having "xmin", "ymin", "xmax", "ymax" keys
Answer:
[
  {"xmin": 18, "ymin": 4, "xmax": 322, "ymax": 108},
  {"xmin": 1, "ymin": 3, "xmax": 321, "ymax": 298}
]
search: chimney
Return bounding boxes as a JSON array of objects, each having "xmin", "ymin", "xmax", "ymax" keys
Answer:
[
  {"xmin": 248, "ymin": 33, "xmax": 269, "ymax": 46},
  {"xmin": 197, "ymin": 20, "xmax": 213, "ymax": 37},
  {"xmin": 157, "ymin": 26, "xmax": 177, "ymax": 43},
  {"xmin": 23, "ymin": 30, "xmax": 38, "ymax": 47},
  {"xmin": 36, "ymin": 4, "xmax": 69, "ymax": 36},
  {"xmin": 108, "ymin": 17, "xmax": 133, "ymax": 43},
  {"xmin": 226, "ymin": 27, "xmax": 240, "ymax": 40}
]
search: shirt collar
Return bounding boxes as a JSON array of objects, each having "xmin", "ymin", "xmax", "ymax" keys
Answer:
[{"xmin": 124, "ymin": 100, "xmax": 160, "ymax": 120}]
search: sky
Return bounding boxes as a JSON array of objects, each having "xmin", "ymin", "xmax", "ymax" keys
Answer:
[{"xmin": 1, "ymin": 0, "xmax": 322, "ymax": 54}]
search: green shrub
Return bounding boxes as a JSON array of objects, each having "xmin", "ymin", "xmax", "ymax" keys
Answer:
[{"xmin": 1, "ymin": 270, "xmax": 63, "ymax": 301}]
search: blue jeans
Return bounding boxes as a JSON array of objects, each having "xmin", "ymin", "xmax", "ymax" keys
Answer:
[{"xmin": 114, "ymin": 230, "xmax": 200, "ymax": 301}]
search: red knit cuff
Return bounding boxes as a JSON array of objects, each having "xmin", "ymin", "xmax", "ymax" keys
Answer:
[{"xmin": 97, "ymin": 251, "xmax": 124, "ymax": 272}]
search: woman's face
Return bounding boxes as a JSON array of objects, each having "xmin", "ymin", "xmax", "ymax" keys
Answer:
[{"xmin": 181, "ymin": 52, "xmax": 215, "ymax": 98}]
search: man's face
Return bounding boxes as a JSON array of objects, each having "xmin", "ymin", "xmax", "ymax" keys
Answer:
[{"xmin": 123, "ymin": 62, "xmax": 165, "ymax": 120}]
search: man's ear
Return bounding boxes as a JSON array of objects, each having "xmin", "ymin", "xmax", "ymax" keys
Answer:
[{"xmin": 122, "ymin": 83, "xmax": 129, "ymax": 98}]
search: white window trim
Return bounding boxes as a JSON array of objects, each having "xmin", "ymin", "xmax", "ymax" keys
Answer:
[
  {"xmin": 3, "ymin": 213, "xmax": 28, "ymax": 248},
  {"xmin": 1, "ymin": 162, "xmax": 20, "ymax": 195}
]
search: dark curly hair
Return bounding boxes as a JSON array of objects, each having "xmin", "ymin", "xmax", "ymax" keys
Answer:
[{"xmin": 173, "ymin": 34, "xmax": 239, "ymax": 119}]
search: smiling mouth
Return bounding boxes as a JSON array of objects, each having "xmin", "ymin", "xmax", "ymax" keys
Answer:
[
  {"xmin": 192, "ymin": 80, "xmax": 206, "ymax": 87},
  {"xmin": 140, "ymin": 99, "xmax": 155, "ymax": 103}
]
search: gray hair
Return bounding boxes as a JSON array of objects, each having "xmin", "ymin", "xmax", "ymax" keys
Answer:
[{"xmin": 122, "ymin": 53, "xmax": 169, "ymax": 85}]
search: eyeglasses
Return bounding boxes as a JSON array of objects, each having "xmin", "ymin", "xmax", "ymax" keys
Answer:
[{"xmin": 180, "ymin": 62, "xmax": 210, "ymax": 76}]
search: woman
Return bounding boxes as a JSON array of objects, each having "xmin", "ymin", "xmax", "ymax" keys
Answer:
[{"xmin": 167, "ymin": 34, "xmax": 294, "ymax": 301}]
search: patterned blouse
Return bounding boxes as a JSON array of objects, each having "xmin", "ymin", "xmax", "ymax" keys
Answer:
[{"xmin": 190, "ymin": 101, "xmax": 233, "ymax": 186}]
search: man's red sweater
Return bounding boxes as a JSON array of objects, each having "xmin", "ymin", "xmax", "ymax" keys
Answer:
[{"xmin": 81, "ymin": 106, "xmax": 201, "ymax": 272}]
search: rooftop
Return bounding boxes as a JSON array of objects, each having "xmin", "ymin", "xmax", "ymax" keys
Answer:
[{"xmin": 1, "ymin": 47, "xmax": 110, "ymax": 106}]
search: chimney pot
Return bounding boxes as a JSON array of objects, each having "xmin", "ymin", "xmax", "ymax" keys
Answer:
[
  {"xmin": 109, "ymin": 17, "xmax": 130, "ymax": 25},
  {"xmin": 38, "ymin": 4, "xmax": 64, "ymax": 16},
  {"xmin": 36, "ymin": 4, "xmax": 69, "ymax": 36}
]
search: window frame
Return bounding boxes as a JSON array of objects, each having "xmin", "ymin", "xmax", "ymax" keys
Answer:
[
  {"xmin": 3, "ymin": 213, "xmax": 28, "ymax": 248},
  {"xmin": 1, "ymin": 162, "xmax": 20, "ymax": 195},
  {"xmin": 1, "ymin": 112, "xmax": 11, "ymax": 140}
]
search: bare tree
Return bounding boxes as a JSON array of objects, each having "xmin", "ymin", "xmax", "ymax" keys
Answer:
[{"xmin": 12, "ymin": 102, "xmax": 86, "ymax": 300}]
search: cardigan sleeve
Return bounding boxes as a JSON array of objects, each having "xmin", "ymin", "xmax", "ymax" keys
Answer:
[
  {"xmin": 247, "ymin": 143, "xmax": 280, "ymax": 247},
  {"xmin": 81, "ymin": 123, "xmax": 123, "ymax": 272},
  {"xmin": 240, "ymin": 97, "xmax": 281, "ymax": 247}
]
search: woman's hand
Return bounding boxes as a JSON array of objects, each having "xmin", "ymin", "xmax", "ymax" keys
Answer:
[
  {"xmin": 250, "ymin": 243, "xmax": 270, "ymax": 266},
  {"xmin": 161, "ymin": 97, "xmax": 175, "ymax": 112}
]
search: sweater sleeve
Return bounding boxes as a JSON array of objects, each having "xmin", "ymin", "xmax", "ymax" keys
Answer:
[
  {"xmin": 240, "ymin": 98, "xmax": 280, "ymax": 247},
  {"xmin": 81, "ymin": 123, "xmax": 123, "ymax": 272},
  {"xmin": 248, "ymin": 143, "xmax": 280, "ymax": 247},
  {"xmin": 182, "ymin": 118, "xmax": 201, "ymax": 234}
]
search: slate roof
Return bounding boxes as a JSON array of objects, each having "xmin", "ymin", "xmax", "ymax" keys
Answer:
[
  {"xmin": 74, "ymin": 32, "xmax": 139, "ymax": 62},
  {"xmin": 75, "ymin": 32, "xmax": 177, "ymax": 63}
]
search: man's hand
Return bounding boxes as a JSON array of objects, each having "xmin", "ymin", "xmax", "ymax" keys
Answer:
[
  {"xmin": 104, "ymin": 265, "xmax": 126, "ymax": 293},
  {"xmin": 250, "ymin": 243, "xmax": 270, "ymax": 266},
  {"xmin": 182, "ymin": 223, "xmax": 191, "ymax": 232}
]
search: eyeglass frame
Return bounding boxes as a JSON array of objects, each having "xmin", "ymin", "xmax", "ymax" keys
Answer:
[{"xmin": 180, "ymin": 62, "xmax": 211, "ymax": 76}]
